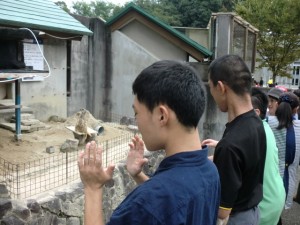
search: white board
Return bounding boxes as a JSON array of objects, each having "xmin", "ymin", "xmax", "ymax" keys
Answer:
[{"xmin": 23, "ymin": 42, "xmax": 44, "ymax": 70}]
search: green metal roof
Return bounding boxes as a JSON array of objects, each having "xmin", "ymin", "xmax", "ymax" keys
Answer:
[
  {"xmin": 106, "ymin": 3, "xmax": 212, "ymax": 58},
  {"xmin": 0, "ymin": 0, "xmax": 93, "ymax": 36}
]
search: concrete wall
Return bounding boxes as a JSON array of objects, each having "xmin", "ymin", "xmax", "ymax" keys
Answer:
[
  {"xmin": 180, "ymin": 28, "xmax": 209, "ymax": 49},
  {"xmin": 188, "ymin": 29, "xmax": 209, "ymax": 48},
  {"xmin": 109, "ymin": 30, "xmax": 227, "ymax": 142},
  {"xmin": 121, "ymin": 20, "xmax": 187, "ymax": 61},
  {"xmin": 0, "ymin": 83, "xmax": 6, "ymax": 99},
  {"xmin": 67, "ymin": 16, "xmax": 108, "ymax": 119},
  {"xmin": 202, "ymin": 84, "xmax": 227, "ymax": 152},
  {"xmin": 110, "ymin": 31, "xmax": 158, "ymax": 117},
  {"xmin": 19, "ymin": 38, "xmax": 67, "ymax": 121}
]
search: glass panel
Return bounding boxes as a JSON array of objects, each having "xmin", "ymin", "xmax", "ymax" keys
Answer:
[
  {"xmin": 232, "ymin": 21, "xmax": 245, "ymax": 59},
  {"xmin": 246, "ymin": 31, "xmax": 255, "ymax": 71}
]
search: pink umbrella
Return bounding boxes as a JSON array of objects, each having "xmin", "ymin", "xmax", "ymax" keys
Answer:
[{"xmin": 275, "ymin": 85, "xmax": 288, "ymax": 92}]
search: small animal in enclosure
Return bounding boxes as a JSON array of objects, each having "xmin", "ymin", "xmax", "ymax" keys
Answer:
[
  {"xmin": 74, "ymin": 109, "xmax": 92, "ymax": 145},
  {"xmin": 75, "ymin": 109, "xmax": 89, "ymax": 134}
]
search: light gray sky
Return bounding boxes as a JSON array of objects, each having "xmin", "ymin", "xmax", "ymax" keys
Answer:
[{"xmin": 53, "ymin": 0, "xmax": 128, "ymax": 7}]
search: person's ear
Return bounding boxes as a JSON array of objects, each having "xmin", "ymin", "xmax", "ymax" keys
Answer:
[
  {"xmin": 254, "ymin": 108, "xmax": 260, "ymax": 116},
  {"xmin": 292, "ymin": 106, "xmax": 299, "ymax": 114},
  {"xmin": 217, "ymin": 81, "xmax": 226, "ymax": 95},
  {"xmin": 158, "ymin": 105, "xmax": 168, "ymax": 125}
]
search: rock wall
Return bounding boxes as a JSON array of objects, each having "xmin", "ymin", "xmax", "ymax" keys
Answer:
[{"xmin": 0, "ymin": 150, "xmax": 165, "ymax": 225}]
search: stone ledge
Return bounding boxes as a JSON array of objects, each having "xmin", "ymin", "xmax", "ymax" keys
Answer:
[{"xmin": 0, "ymin": 151, "xmax": 164, "ymax": 224}]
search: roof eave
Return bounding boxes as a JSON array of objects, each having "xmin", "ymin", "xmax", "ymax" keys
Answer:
[{"xmin": 0, "ymin": 20, "xmax": 93, "ymax": 37}]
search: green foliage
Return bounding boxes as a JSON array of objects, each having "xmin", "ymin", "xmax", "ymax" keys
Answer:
[
  {"xmin": 221, "ymin": 0, "xmax": 235, "ymax": 11},
  {"xmin": 167, "ymin": 0, "xmax": 223, "ymax": 27},
  {"xmin": 130, "ymin": 0, "xmax": 181, "ymax": 26},
  {"xmin": 72, "ymin": 2, "xmax": 93, "ymax": 17},
  {"xmin": 130, "ymin": 0, "xmax": 226, "ymax": 28},
  {"xmin": 235, "ymin": 0, "xmax": 300, "ymax": 83},
  {"xmin": 72, "ymin": 1, "xmax": 117, "ymax": 20},
  {"xmin": 54, "ymin": 1, "xmax": 70, "ymax": 13},
  {"xmin": 67, "ymin": 0, "xmax": 234, "ymax": 27}
]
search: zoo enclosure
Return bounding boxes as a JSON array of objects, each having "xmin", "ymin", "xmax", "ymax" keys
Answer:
[{"xmin": 0, "ymin": 112, "xmax": 137, "ymax": 199}]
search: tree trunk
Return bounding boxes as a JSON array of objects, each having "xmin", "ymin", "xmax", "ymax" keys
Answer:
[{"xmin": 272, "ymin": 74, "xmax": 277, "ymax": 86}]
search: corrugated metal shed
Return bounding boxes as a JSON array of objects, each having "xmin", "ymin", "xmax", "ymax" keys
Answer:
[{"xmin": 0, "ymin": 0, "xmax": 93, "ymax": 36}]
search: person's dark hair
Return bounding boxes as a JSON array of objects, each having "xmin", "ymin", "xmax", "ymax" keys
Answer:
[
  {"xmin": 251, "ymin": 96, "xmax": 262, "ymax": 118},
  {"xmin": 132, "ymin": 60, "xmax": 206, "ymax": 128},
  {"xmin": 251, "ymin": 87, "xmax": 268, "ymax": 120},
  {"xmin": 208, "ymin": 55, "xmax": 252, "ymax": 95},
  {"xmin": 293, "ymin": 89, "xmax": 300, "ymax": 98},
  {"xmin": 276, "ymin": 92, "xmax": 299, "ymax": 129}
]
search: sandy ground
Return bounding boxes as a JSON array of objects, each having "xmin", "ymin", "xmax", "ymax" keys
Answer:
[
  {"xmin": 0, "ymin": 110, "xmax": 138, "ymax": 199},
  {"xmin": 0, "ymin": 111, "xmax": 134, "ymax": 164}
]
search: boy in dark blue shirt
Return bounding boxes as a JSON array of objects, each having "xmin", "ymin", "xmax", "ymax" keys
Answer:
[{"xmin": 78, "ymin": 60, "xmax": 220, "ymax": 225}]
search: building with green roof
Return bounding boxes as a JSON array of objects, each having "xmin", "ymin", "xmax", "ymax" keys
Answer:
[
  {"xmin": 106, "ymin": 3, "xmax": 212, "ymax": 61},
  {"xmin": 0, "ymin": 0, "xmax": 92, "ymax": 36}
]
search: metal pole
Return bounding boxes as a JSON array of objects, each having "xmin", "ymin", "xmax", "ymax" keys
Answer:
[
  {"xmin": 66, "ymin": 151, "xmax": 68, "ymax": 183},
  {"xmin": 106, "ymin": 140, "xmax": 108, "ymax": 168},
  {"xmin": 14, "ymin": 79, "xmax": 21, "ymax": 141},
  {"xmin": 16, "ymin": 164, "xmax": 20, "ymax": 199}
]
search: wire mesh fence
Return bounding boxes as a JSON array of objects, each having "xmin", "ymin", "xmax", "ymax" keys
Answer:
[
  {"xmin": 0, "ymin": 112, "xmax": 137, "ymax": 199},
  {"xmin": 99, "ymin": 111, "xmax": 137, "ymax": 127}
]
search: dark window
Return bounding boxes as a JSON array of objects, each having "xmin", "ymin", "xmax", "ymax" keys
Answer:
[{"xmin": 0, "ymin": 40, "xmax": 25, "ymax": 69}]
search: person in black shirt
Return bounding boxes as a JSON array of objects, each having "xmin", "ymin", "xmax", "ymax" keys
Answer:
[
  {"xmin": 203, "ymin": 55, "xmax": 267, "ymax": 225},
  {"xmin": 259, "ymin": 77, "xmax": 264, "ymax": 87}
]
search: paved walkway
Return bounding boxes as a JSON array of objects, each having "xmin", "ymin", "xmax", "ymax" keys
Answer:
[
  {"xmin": 281, "ymin": 167, "xmax": 300, "ymax": 225},
  {"xmin": 281, "ymin": 200, "xmax": 300, "ymax": 225}
]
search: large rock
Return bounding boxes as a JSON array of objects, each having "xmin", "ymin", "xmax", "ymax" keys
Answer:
[{"xmin": 0, "ymin": 199, "xmax": 12, "ymax": 218}]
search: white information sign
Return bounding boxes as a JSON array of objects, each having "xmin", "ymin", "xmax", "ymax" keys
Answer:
[{"xmin": 23, "ymin": 42, "xmax": 44, "ymax": 70}]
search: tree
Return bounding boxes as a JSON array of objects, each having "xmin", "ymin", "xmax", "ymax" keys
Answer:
[
  {"xmin": 128, "ymin": 0, "xmax": 181, "ymax": 26},
  {"xmin": 131, "ymin": 0, "xmax": 225, "ymax": 28},
  {"xmin": 164, "ymin": 0, "xmax": 223, "ymax": 28},
  {"xmin": 221, "ymin": 0, "xmax": 235, "ymax": 11},
  {"xmin": 68, "ymin": 0, "xmax": 234, "ymax": 27},
  {"xmin": 72, "ymin": 1, "xmax": 117, "ymax": 21},
  {"xmin": 235, "ymin": 0, "xmax": 300, "ymax": 84},
  {"xmin": 54, "ymin": 1, "xmax": 70, "ymax": 13}
]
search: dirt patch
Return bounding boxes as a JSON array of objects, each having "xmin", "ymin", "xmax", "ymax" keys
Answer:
[{"xmin": 0, "ymin": 110, "xmax": 135, "ymax": 164}]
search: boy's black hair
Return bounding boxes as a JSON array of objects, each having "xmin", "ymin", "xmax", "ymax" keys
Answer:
[
  {"xmin": 208, "ymin": 55, "xmax": 252, "ymax": 95},
  {"xmin": 132, "ymin": 60, "xmax": 206, "ymax": 128},
  {"xmin": 251, "ymin": 87, "xmax": 269, "ymax": 119}
]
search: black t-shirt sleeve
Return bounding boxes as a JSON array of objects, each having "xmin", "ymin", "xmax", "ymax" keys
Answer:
[{"xmin": 213, "ymin": 141, "xmax": 243, "ymax": 209}]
